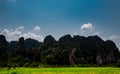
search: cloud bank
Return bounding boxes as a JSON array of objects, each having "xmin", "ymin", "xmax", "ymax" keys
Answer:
[
  {"xmin": 109, "ymin": 35, "xmax": 120, "ymax": 40},
  {"xmin": 1, "ymin": 26, "xmax": 44, "ymax": 42}
]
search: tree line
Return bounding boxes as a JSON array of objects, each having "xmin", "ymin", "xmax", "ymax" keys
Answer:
[{"xmin": 0, "ymin": 34, "xmax": 120, "ymax": 67}]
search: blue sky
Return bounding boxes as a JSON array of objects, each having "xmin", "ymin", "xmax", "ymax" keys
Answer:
[{"xmin": 0, "ymin": 0, "xmax": 120, "ymax": 49}]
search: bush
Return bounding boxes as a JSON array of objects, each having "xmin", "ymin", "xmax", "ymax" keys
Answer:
[
  {"xmin": 115, "ymin": 63, "xmax": 120, "ymax": 67},
  {"xmin": 11, "ymin": 72, "xmax": 17, "ymax": 74},
  {"xmin": 23, "ymin": 62, "xmax": 30, "ymax": 67},
  {"xmin": 7, "ymin": 64, "xmax": 11, "ymax": 70},
  {"xmin": 31, "ymin": 61, "xmax": 39, "ymax": 67}
]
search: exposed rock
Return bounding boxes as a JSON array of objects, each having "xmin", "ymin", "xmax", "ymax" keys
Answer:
[
  {"xmin": 73, "ymin": 35, "xmax": 120, "ymax": 65},
  {"xmin": 58, "ymin": 35, "xmax": 77, "ymax": 64},
  {"xmin": 103, "ymin": 40, "xmax": 119, "ymax": 63},
  {"xmin": 69, "ymin": 48, "xmax": 76, "ymax": 65},
  {"xmin": 0, "ymin": 34, "xmax": 120, "ymax": 66}
]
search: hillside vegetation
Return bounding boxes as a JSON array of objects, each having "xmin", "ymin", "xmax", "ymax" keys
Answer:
[{"xmin": 0, "ymin": 34, "xmax": 120, "ymax": 67}]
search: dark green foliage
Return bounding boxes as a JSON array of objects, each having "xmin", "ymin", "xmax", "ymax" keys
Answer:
[
  {"xmin": 44, "ymin": 35, "xmax": 56, "ymax": 46},
  {"xmin": 8, "ymin": 41, "xmax": 18, "ymax": 53},
  {"xmin": 25, "ymin": 38, "xmax": 40, "ymax": 49},
  {"xmin": 0, "ymin": 34, "xmax": 120, "ymax": 67},
  {"xmin": 0, "ymin": 35, "xmax": 9, "ymax": 67},
  {"xmin": 11, "ymin": 72, "xmax": 17, "ymax": 74},
  {"xmin": 0, "ymin": 35, "xmax": 8, "ymax": 57},
  {"xmin": 17, "ymin": 37, "xmax": 26, "ymax": 57},
  {"xmin": 23, "ymin": 62, "xmax": 30, "ymax": 67},
  {"xmin": 0, "ymin": 35, "xmax": 8, "ymax": 53}
]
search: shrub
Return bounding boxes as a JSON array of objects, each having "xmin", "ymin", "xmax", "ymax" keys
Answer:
[
  {"xmin": 11, "ymin": 72, "xmax": 17, "ymax": 74},
  {"xmin": 23, "ymin": 62, "xmax": 30, "ymax": 67},
  {"xmin": 31, "ymin": 61, "xmax": 39, "ymax": 67},
  {"xmin": 115, "ymin": 63, "xmax": 120, "ymax": 67}
]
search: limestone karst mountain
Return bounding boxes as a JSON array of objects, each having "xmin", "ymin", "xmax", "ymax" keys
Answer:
[{"xmin": 0, "ymin": 34, "xmax": 120, "ymax": 67}]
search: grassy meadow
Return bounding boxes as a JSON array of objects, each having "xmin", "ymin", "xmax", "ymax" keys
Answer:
[{"xmin": 0, "ymin": 67, "xmax": 120, "ymax": 74}]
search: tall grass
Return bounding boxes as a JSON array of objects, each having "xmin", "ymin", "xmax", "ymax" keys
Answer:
[{"xmin": 0, "ymin": 67, "xmax": 120, "ymax": 74}]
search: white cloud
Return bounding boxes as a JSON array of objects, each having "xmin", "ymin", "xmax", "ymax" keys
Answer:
[
  {"xmin": 1, "ymin": 26, "xmax": 44, "ymax": 42},
  {"xmin": 16, "ymin": 26, "xmax": 24, "ymax": 30},
  {"xmin": 22, "ymin": 32, "xmax": 43, "ymax": 42},
  {"xmin": 33, "ymin": 26, "xmax": 40, "ymax": 32},
  {"xmin": 80, "ymin": 23, "xmax": 93, "ymax": 31},
  {"xmin": 108, "ymin": 35, "xmax": 120, "ymax": 40},
  {"xmin": 108, "ymin": 35, "xmax": 120, "ymax": 50},
  {"xmin": 80, "ymin": 23, "xmax": 98, "ymax": 36},
  {"xmin": 92, "ymin": 32, "xmax": 101, "ymax": 36},
  {"xmin": 2, "ymin": 29, "xmax": 22, "ymax": 41},
  {"xmin": 73, "ymin": 32, "xmax": 77, "ymax": 35}
]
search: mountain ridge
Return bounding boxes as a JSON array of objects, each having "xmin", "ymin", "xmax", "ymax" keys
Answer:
[{"xmin": 0, "ymin": 34, "xmax": 120, "ymax": 67}]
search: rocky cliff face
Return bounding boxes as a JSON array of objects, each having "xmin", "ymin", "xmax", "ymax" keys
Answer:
[
  {"xmin": 1, "ymin": 34, "xmax": 120, "ymax": 65},
  {"xmin": 40, "ymin": 34, "xmax": 120, "ymax": 65},
  {"xmin": 58, "ymin": 35, "xmax": 77, "ymax": 65},
  {"xmin": 57, "ymin": 35, "xmax": 120, "ymax": 65},
  {"xmin": 102, "ymin": 40, "xmax": 119, "ymax": 64}
]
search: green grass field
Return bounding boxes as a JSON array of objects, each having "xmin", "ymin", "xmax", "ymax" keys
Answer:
[{"xmin": 0, "ymin": 67, "xmax": 120, "ymax": 74}]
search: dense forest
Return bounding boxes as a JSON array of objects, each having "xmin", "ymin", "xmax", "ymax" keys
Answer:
[{"xmin": 0, "ymin": 34, "xmax": 120, "ymax": 67}]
